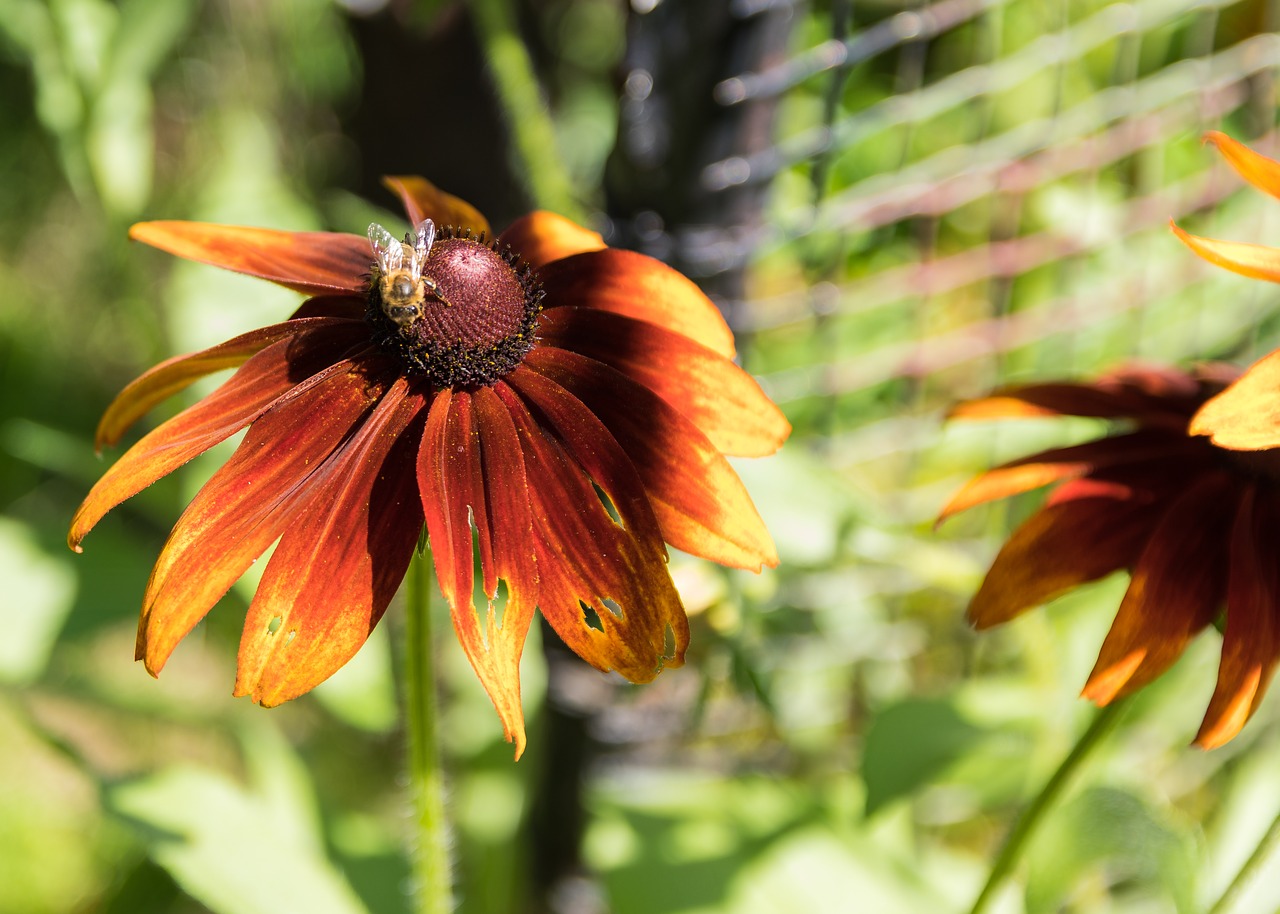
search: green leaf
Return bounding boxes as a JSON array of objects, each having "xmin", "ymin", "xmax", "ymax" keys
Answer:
[
  {"xmin": 862, "ymin": 697, "xmax": 986, "ymax": 816},
  {"xmin": 106, "ymin": 763, "xmax": 372, "ymax": 914},
  {"xmin": 0, "ymin": 517, "xmax": 77, "ymax": 684},
  {"xmin": 1025, "ymin": 785, "xmax": 1198, "ymax": 914}
]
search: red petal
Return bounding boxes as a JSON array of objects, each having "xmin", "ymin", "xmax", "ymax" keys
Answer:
[
  {"xmin": 70, "ymin": 323, "xmax": 367, "ymax": 552},
  {"xmin": 494, "ymin": 382, "xmax": 689, "ymax": 682},
  {"xmin": 499, "ymin": 211, "xmax": 606, "ymax": 270},
  {"xmin": 289, "ymin": 296, "xmax": 365, "ymax": 320},
  {"xmin": 95, "ymin": 317, "xmax": 361, "ymax": 451},
  {"xmin": 538, "ymin": 307, "xmax": 789, "ymax": 457},
  {"xmin": 523, "ymin": 348, "xmax": 777, "ymax": 570},
  {"xmin": 1082, "ymin": 473, "xmax": 1234, "ymax": 704},
  {"xmin": 129, "ymin": 222, "xmax": 371, "ymax": 295},
  {"xmin": 234, "ymin": 380, "xmax": 426, "ymax": 706},
  {"xmin": 418, "ymin": 387, "xmax": 540, "ymax": 758},
  {"xmin": 381, "ymin": 176, "xmax": 491, "ymax": 236},
  {"xmin": 1196, "ymin": 485, "xmax": 1280, "ymax": 748},
  {"xmin": 539, "ymin": 249, "xmax": 736, "ymax": 358},
  {"xmin": 505, "ymin": 365, "xmax": 666, "ymax": 550},
  {"xmin": 938, "ymin": 431, "xmax": 1206, "ymax": 523},
  {"xmin": 967, "ymin": 494, "xmax": 1159, "ymax": 629},
  {"xmin": 137, "ymin": 369, "xmax": 386, "ymax": 674},
  {"xmin": 1204, "ymin": 131, "xmax": 1280, "ymax": 200}
]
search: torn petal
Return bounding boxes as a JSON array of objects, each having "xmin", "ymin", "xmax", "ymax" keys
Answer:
[{"xmin": 234, "ymin": 380, "xmax": 425, "ymax": 706}]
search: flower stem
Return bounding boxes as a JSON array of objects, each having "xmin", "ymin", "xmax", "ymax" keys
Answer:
[
  {"xmin": 1206, "ymin": 805, "xmax": 1280, "ymax": 914},
  {"xmin": 405, "ymin": 547, "xmax": 452, "ymax": 914},
  {"xmin": 469, "ymin": 0, "xmax": 584, "ymax": 221},
  {"xmin": 967, "ymin": 697, "xmax": 1131, "ymax": 914}
]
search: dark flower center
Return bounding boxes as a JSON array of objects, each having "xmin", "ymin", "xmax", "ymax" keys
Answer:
[{"xmin": 365, "ymin": 227, "xmax": 543, "ymax": 388}]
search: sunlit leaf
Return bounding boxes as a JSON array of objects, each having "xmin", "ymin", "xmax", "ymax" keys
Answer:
[{"xmin": 106, "ymin": 765, "xmax": 372, "ymax": 914}]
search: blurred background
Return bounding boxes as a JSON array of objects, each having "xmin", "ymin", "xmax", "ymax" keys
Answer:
[{"xmin": 5, "ymin": 0, "xmax": 1280, "ymax": 912}]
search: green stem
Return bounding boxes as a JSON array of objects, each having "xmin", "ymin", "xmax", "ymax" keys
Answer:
[
  {"xmin": 469, "ymin": 0, "xmax": 584, "ymax": 221},
  {"xmin": 1206, "ymin": 805, "xmax": 1280, "ymax": 914},
  {"xmin": 968, "ymin": 697, "xmax": 1131, "ymax": 914},
  {"xmin": 405, "ymin": 547, "xmax": 452, "ymax": 914}
]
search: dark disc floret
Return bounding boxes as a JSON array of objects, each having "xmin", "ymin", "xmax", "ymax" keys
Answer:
[{"xmin": 365, "ymin": 226, "xmax": 544, "ymax": 389}]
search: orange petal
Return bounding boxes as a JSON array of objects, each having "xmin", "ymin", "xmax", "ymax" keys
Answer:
[
  {"xmin": 137, "ymin": 367, "xmax": 385, "ymax": 675},
  {"xmin": 939, "ymin": 431, "xmax": 1204, "ymax": 523},
  {"xmin": 539, "ymin": 307, "xmax": 790, "ymax": 457},
  {"xmin": 1082, "ymin": 473, "xmax": 1234, "ymax": 704},
  {"xmin": 234, "ymin": 380, "xmax": 426, "ymax": 706},
  {"xmin": 521, "ymin": 349, "xmax": 777, "ymax": 570},
  {"xmin": 498, "ymin": 211, "xmax": 606, "ymax": 270},
  {"xmin": 1204, "ymin": 131, "xmax": 1280, "ymax": 200},
  {"xmin": 967, "ymin": 493, "xmax": 1158, "ymax": 629},
  {"xmin": 1190, "ymin": 349, "xmax": 1280, "ymax": 450},
  {"xmin": 495, "ymin": 381, "xmax": 689, "ymax": 683},
  {"xmin": 69, "ymin": 323, "xmax": 366, "ymax": 552},
  {"xmin": 95, "ymin": 317, "xmax": 358, "ymax": 451},
  {"xmin": 539, "ymin": 249, "xmax": 735, "ymax": 358},
  {"xmin": 418, "ymin": 388, "xmax": 539, "ymax": 758},
  {"xmin": 381, "ymin": 176, "xmax": 490, "ymax": 237},
  {"xmin": 129, "ymin": 222, "xmax": 371, "ymax": 295},
  {"xmin": 1170, "ymin": 221, "xmax": 1280, "ymax": 284},
  {"xmin": 1196, "ymin": 484, "xmax": 1280, "ymax": 748}
]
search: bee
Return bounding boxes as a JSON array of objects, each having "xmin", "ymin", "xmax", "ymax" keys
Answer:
[{"xmin": 367, "ymin": 218, "xmax": 449, "ymax": 327}]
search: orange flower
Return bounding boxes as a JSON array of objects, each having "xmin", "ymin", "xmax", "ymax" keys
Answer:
[
  {"xmin": 70, "ymin": 177, "xmax": 789, "ymax": 756},
  {"xmin": 939, "ymin": 363, "xmax": 1280, "ymax": 749},
  {"xmin": 1172, "ymin": 131, "xmax": 1280, "ymax": 283}
]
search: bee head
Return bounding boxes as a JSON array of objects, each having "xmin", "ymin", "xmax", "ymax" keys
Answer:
[{"xmin": 386, "ymin": 303, "xmax": 421, "ymax": 327}]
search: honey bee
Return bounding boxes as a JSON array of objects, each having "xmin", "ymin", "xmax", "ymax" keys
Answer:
[{"xmin": 367, "ymin": 218, "xmax": 448, "ymax": 327}]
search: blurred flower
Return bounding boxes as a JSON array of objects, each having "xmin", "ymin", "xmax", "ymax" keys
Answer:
[
  {"xmin": 1172, "ymin": 131, "xmax": 1280, "ymax": 284},
  {"xmin": 939, "ymin": 363, "xmax": 1280, "ymax": 748},
  {"xmin": 70, "ymin": 177, "xmax": 789, "ymax": 756}
]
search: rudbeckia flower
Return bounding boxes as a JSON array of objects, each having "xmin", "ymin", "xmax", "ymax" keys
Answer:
[
  {"xmin": 70, "ymin": 178, "xmax": 789, "ymax": 756},
  {"xmin": 939, "ymin": 363, "xmax": 1280, "ymax": 748}
]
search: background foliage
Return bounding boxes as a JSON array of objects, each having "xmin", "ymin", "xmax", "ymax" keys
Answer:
[{"xmin": 4, "ymin": 0, "xmax": 1280, "ymax": 912}]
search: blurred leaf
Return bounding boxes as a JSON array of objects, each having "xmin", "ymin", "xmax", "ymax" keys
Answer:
[
  {"xmin": 731, "ymin": 447, "xmax": 871, "ymax": 566},
  {"xmin": 862, "ymin": 697, "xmax": 986, "ymax": 816},
  {"xmin": 1025, "ymin": 785, "xmax": 1198, "ymax": 914},
  {"xmin": 0, "ymin": 516, "xmax": 77, "ymax": 683},
  {"xmin": 312, "ymin": 622, "xmax": 397, "ymax": 733},
  {"xmin": 727, "ymin": 827, "xmax": 953, "ymax": 914},
  {"xmin": 106, "ymin": 763, "xmax": 372, "ymax": 914},
  {"xmin": 86, "ymin": 78, "xmax": 151, "ymax": 215}
]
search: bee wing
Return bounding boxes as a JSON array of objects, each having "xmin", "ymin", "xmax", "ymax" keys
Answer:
[
  {"xmin": 367, "ymin": 222, "xmax": 404, "ymax": 272},
  {"xmin": 410, "ymin": 219, "xmax": 436, "ymax": 280}
]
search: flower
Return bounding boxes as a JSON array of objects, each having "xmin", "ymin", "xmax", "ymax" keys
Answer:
[
  {"xmin": 939, "ymin": 363, "xmax": 1280, "ymax": 748},
  {"xmin": 1171, "ymin": 131, "xmax": 1280, "ymax": 283},
  {"xmin": 70, "ymin": 177, "xmax": 789, "ymax": 756}
]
